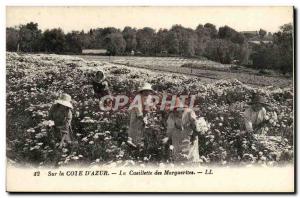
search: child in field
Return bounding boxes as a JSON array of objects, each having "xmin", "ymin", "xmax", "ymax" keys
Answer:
[
  {"xmin": 91, "ymin": 71, "xmax": 110, "ymax": 99},
  {"xmin": 89, "ymin": 71, "xmax": 113, "ymax": 109},
  {"xmin": 127, "ymin": 83, "xmax": 155, "ymax": 147},
  {"xmin": 48, "ymin": 93, "xmax": 73, "ymax": 148}
]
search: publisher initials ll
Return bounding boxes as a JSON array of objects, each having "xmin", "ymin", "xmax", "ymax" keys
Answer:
[{"xmin": 205, "ymin": 169, "xmax": 213, "ymax": 175}]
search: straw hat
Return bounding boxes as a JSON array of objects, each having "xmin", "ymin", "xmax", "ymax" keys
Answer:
[
  {"xmin": 55, "ymin": 93, "xmax": 73, "ymax": 109},
  {"xmin": 138, "ymin": 83, "xmax": 154, "ymax": 93}
]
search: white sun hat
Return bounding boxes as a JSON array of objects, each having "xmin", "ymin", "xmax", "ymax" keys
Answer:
[
  {"xmin": 137, "ymin": 82, "xmax": 154, "ymax": 93},
  {"xmin": 55, "ymin": 93, "xmax": 73, "ymax": 109}
]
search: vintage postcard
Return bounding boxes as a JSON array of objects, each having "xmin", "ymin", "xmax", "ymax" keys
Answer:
[{"xmin": 6, "ymin": 6, "xmax": 294, "ymax": 192}]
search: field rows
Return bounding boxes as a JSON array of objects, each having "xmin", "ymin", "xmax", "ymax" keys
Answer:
[
  {"xmin": 77, "ymin": 55, "xmax": 292, "ymax": 88},
  {"xmin": 77, "ymin": 55, "xmax": 230, "ymax": 68}
]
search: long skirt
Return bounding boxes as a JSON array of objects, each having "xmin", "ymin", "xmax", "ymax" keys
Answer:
[{"xmin": 171, "ymin": 130, "xmax": 200, "ymax": 162}]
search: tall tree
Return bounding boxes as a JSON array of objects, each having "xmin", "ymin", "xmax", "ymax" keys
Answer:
[
  {"xmin": 104, "ymin": 32, "xmax": 126, "ymax": 55},
  {"xmin": 165, "ymin": 31, "xmax": 180, "ymax": 54},
  {"xmin": 203, "ymin": 23, "xmax": 218, "ymax": 38},
  {"xmin": 153, "ymin": 28, "xmax": 168, "ymax": 55},
  {"xmin": 181, "ymin": 28, "xmax": 197, "ymax": 57},
  {"xmin": 6, "ymin": 27, "xmax": 19, "ymax": 51},
  {"xmin": 169, "ymin": 25, "xmax": 197, "ymax": 56},
  {"xmin": 250, "ymin": 23, "xmax": 293, "ymax": 73},
  {"xmin": 65, "ymin": 31, "xmax": 82, "ymax": 53},
  {"xmin": 122, "ymin": 26, "xmax": 137, "ymax": 53},
  {"xmin": 136, "ymin": 27, "xmax": 155, "ymax": 55},
  {"xmin": 205, "ymin": 39, "xmax": 237, "ymax": 64},
  {"xmin": 41, "ymin": 28, "xmax": 66, "ymax": 53},
  {"xmin": 218, "ymin": 25, "xmax": 245, "ymax": 44},
  {"xmin": 18, "ymin": 22, "xmax": 42, "ymax": 52},
  {"xmin": 195, "ymin": 24, "xmax": 213, "ymax": 56},
  {"xmin": 273, "ymin": 23, "xmax": 293, "ymax": 73}
]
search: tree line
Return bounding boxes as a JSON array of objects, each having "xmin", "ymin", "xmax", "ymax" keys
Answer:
[{"xmin": 6, "ymin": 22, "xmax": 293, "ymax": 73}]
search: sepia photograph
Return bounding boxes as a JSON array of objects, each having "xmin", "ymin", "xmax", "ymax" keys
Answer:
[{"xmin": 5, "ymin": 6, "xmax": 295, "ymax": 192}]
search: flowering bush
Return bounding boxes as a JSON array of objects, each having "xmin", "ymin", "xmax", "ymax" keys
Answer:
[{"xmin": 6, "ymin": 53, "xmax": 293, "ymax": 167}]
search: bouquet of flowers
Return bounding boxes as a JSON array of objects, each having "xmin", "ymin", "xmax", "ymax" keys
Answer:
[{"xmin": 196, "ymin": 117, "xmax": 210, "ymax": 135}]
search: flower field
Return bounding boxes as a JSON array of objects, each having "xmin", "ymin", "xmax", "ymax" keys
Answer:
[
  {"xmin": 6, "ymin": 52, "xmax": 294, "ymax": 168},
  {"xmin": 78, "ymin": 55, "xmax": 292, "ymax": 87}
]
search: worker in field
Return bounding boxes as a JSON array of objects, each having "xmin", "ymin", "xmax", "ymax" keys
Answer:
[
  {"xmin": 127, "ymin": 83, "xmax": 162, "ymax": 159},
  {"xmin": 48, "ymin": 93, "xmax": 74, "ymax": 148},
  {"xmin": 90, "ymin": 70, "xmax": 113, "ymax": 109},
  {"xmin": 162, "ymin": 96, "xmax": 201, "ymax": 163},
  {"xmin": 244, "ymin": 94, "xmax": 273, "ymax": 133},
  {"xmin": 235, "ymin": 94, "xmax": 275, "ymax": 159}
]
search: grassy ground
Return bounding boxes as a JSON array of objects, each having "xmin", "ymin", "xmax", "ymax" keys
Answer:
[{"xmin": 76, "ymin": 55, "xmax": 293, "ymax": 88}]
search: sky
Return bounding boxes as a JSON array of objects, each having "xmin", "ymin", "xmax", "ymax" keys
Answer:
[{"xmin": 6, "ymin": 6, "xmax": 293, "ymax": 33}]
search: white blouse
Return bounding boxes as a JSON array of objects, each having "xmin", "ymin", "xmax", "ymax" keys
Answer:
[{"xmin": 244, "ymin": 106, "xmax": 267, "ymax": 132}]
